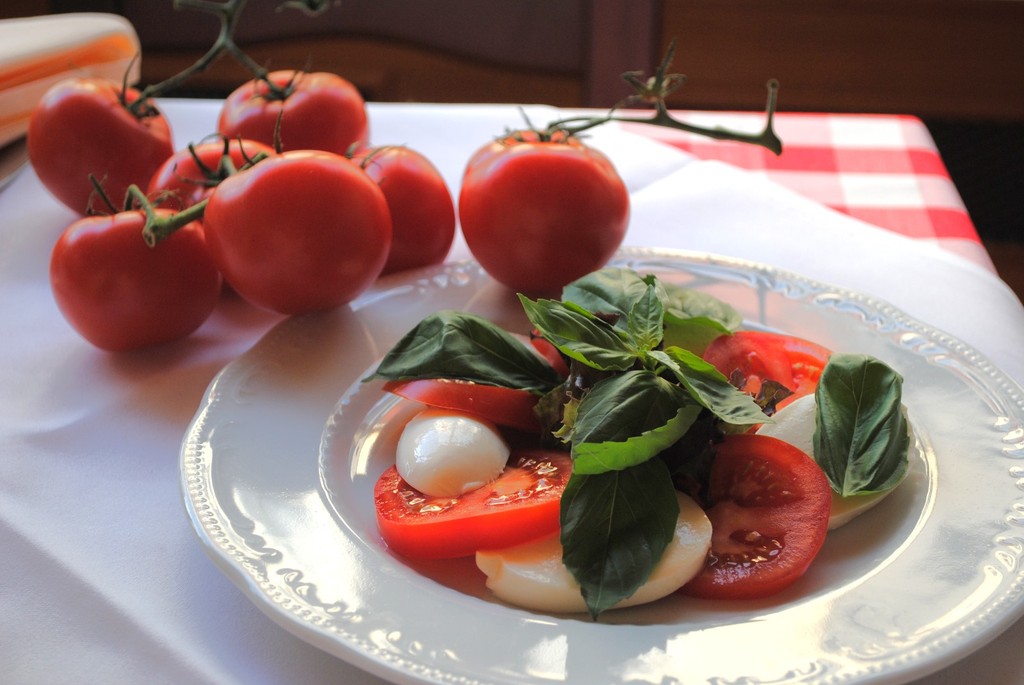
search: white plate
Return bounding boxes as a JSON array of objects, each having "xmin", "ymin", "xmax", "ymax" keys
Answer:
[{"xmin": 181, "ymin": 248, "xmax": 1024, "ymax": 685}]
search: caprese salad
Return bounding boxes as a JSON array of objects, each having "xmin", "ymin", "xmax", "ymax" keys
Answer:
[{"xmin": 365, "ymin": 267, "xmax": 911, "ymax": 618}]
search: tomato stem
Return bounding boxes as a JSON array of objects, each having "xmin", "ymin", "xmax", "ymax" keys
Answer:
[
  {"xmin": 126, "ymin": 0, "xmax": 333, "ymax": 117},
  {"xmin": 134, "ymin": 146, "xmax": 271, "ymax": 246},
  {"xmin": 127, "ymin": 185, "xmax": 209, "ymax": 247},
  {"xmin": 186, "ymin": 135, "xmax": 244, "ymax": 187},
  {"xmin": 86, "ymin": 174, "xmax": 119, "ymax": 215},
  {"xmin": 544, "ymin": 40, "xmax": 784, "ymax": 155}
]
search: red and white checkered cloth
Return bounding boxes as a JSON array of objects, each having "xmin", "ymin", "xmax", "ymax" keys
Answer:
[{"xmin": 621, "ymin": 112, "xmax": 992, "ymax": 271}]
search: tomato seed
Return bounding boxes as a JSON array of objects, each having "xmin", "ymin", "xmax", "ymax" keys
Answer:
[
  {"xmin": 708, "ymin": 529, "xmax": 785, "ymax": 568},
  {"xmin": 397, "ymin": 487, "xmax": 458, "ymax": 514}
]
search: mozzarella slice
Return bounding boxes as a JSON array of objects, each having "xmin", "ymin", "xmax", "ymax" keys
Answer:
[
  {"xmin": 757, "ymin": 394, "xmax": 909, "ymax": 529},
  {"xmin": 476, "ymin": 492, "xmax": 712, "ymax": 613},
  {"xmin": 395, "ymin": 409, "xmax": 510, "ymax": 497}
]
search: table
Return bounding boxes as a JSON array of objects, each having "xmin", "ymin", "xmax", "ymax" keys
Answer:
[
  {"xmin": 619, "ymin": 111, "xmax": 991, "ymax": 271},
  {"xmin": 3, "ymin": 99, "xmax": 1023, "ymax": 685}
]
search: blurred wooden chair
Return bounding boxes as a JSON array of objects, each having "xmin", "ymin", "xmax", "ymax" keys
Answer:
[{"xmin": 76, "ymin": 0, "xmax": 659, "ymax": 107}]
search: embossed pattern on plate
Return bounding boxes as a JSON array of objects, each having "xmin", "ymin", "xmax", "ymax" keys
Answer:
[{"xmin": 181, "ymin": 248, "xmax": 1024, "ymax": 685}]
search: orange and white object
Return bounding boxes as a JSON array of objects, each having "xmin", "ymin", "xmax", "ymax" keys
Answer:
[{"xmin": 0, "ymin": 13, "xmax": 139, "ymax": 148}]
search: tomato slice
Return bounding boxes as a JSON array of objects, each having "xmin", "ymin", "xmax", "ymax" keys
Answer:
[
  {"xmin": 374, "ymin": 449, "xmax": 571, "ymax": 559},
  {"xmin": 682, "ymin": 433, "xmax": 831, "ymax": 600},
  {"xmin": 382, "ymin": 378, "xmax": 542, "ymax": 433},
  {"xmin": 703, "ymin": 331, "xmax": 831, "ymax": 409},
  {"xmin": 529, "ymin": 332, "xmax": 570, "ymax": 378}
]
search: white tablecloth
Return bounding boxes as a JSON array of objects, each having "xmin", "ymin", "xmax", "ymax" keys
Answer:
[{"xmin": 3, "ymin": 100, "xmax": 1023, "ymax": 685}]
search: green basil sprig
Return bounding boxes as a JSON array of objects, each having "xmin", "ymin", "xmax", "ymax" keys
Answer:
[
  {"xmin": 561, "ymin": 267, "xmax": 741, "ymax": 354},
  {"xmin": 518, "ymin": 268, "xmax": 768, "ymax": 616},
  {"xmin": 520, "ymin": 280, "xmax": 767, "ymax": 451},
  {"xmin": 560, "ymin": 267, "xmax": 742, "ymax": 330},
  {"xmin": 814, "ymin": 353, "xmax": 910, "ymax": 496}
]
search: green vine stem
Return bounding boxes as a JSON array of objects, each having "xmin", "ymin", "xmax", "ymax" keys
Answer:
[
  {"xmin": 131, "ymin": 145, "xmax": 271, "ymax": 245},
  {"xmin": 126, "ymin": 0, "xmax": 332, "ymax": 118},
  {"xmin": 544, "ymin": 40, "xmax": 783, "ymax": 156},
  {"xmin": 128, "ymin": 185, "xmax": 209, "ymax": 246}
]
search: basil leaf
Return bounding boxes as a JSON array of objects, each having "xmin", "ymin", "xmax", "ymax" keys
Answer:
[
  {"xmin": 569, "ymin": 370, "xmax": 700, "ymax": 474},
  {"xmin": 662, "ymin": 286, "xmax": 742, "ymax": 332},
  {"xmin": 561, "ymin": 267, "xmax": 740, "ymax": 352},
  {"xmin": 755, "ymin": 379, "xmax": 795, "ymax": 418},
  {"xmin": 573, "ymin": 409, "xmax": 702, "ymax": 475},
  {"xmin": 662, "ymin": 286, "xmax": 741, "ymax": 354},
  {"xmin": 814, "ymin": 353, "xmax": 910, "ymax": 496},
  {"xmin": 661, "ymin": 316, "xmax": 733, "ymax": 356},
  {"xmin": 561, "ymin": 267, "xmax": 652, "ymax": 323},
  {"xmin": 519, "ymin": 296, "xmax": 637, "ymax": 371},
  {"xmin": 365, "ymin": 310, "xmax": 562, "ymax": 393},
  {"xmin": 560, "ymin": 458, "xmax": 679, "ymax": 618},
  {"xmin": 626, "ymin": 284, "xmax": 665, "ymax": 353},
  {"xmin": 650, "ymin": 347, "xmax": 768, "ymax": 426}
]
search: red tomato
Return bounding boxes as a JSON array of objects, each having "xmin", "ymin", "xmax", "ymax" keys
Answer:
[
  {"xmin": 374, "ymin": 449, "xmax": 571, "ymax": 559},
  {"xmin": 147, "ymin": 137, "xmax": 275, "ymax": 211},
  {"xmin": 28, "ymin": 78, "xmax": 174, "ymax": 214},
  {"xmin": 382, "ymin": 379, "xmax": 541, "ymax": 433},
  {"xmin": 217, "ymin": 70, "xmax": 369, "ymax": 155},
  {"xmin": 352, "ymin": 146, "xmax": 455, "ymax": 275},
  {"xmin": 148, "ymin": 138, "xmax": 275, "ymax": 295},
  {"xmin": 458, "ymin": 131, "xmax": 629, "ymax": 296},
  {"xmin": 529, "ymin": 333, "xmax": 570, "ymax": 378},
  {"xmin": 703, "ymin": 331, "xmax": 832, "ymax": 408},
  {"xmin": 49, "ymin": 210, "xmax": 221, "ymax": 351},
  {"xmin": 202, "ymin": 150, "xmax": 391, "ymax": 314},
  {"xmin": 682, "ymin": 433, "xmax": 831, "ymax": 600}
]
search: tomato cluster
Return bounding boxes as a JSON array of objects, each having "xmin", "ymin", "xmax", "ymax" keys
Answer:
[
  {"xmin": 49, "ymin": 209, "xmax": 221, "ymax": 352},
  {"xmin": 459, "ymin": 131, "xmax": 629, "ymax": 296},
  {"xmin": 29, "ymin": 70, "xmax": 471, "ymax": 351},
  {"xmin": 27, "ymin": 7, "xmax": 784, "ymax": 357},
  {"xmin": 30, "ymin": 69, "xmax": 631, "ymax": 352},
  {"xmin": 27, "ymin": 0, "xmax": 646, "ymax": 353}
]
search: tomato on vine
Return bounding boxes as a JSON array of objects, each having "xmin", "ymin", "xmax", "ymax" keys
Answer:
[
  {"xmin": 49, "ymin": 209, "xmax": 221, "ymax": 352},
  {"xmin": 200, "ymin": 150, "xmax": 391, "ymax": 315},
  {"xmin": 458, "ymin": 131, "xmax": 630, "ymax": 296},
  {"xmin": 352, "ymin": 146, "xmax": 456, "ymax": 275},
  {"xmin": 28, "ymin": 78, "xmax": 175, "ymax": 214},
  {"xmin": 218, "ymin": 70, "xmax": 369, "ymax": 155},
  {"xmin": 147, "ymin": 136, "xmax": 275, "ymax": 213},
  {"xmin": 456, "ymin": 41, "xmax": 783, "ymax": 297}
]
